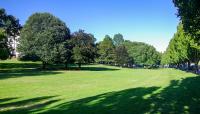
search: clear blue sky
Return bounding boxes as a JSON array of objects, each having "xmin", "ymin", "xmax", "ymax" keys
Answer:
[{"xmin": 0, "ymin": 0, "xmax": 179, "ymax": 52}]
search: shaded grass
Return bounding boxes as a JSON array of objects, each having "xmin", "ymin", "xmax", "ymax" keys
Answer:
[{"xmin": 0, "ymin": 60, "xmax": 199, "ymax": 114}]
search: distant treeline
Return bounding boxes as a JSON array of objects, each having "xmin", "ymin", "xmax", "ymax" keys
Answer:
[{"xmin": 97, "ymin": 35, "xmax": 161, "ymax": 68}]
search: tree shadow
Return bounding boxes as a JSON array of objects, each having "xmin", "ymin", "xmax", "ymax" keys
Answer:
[
  {"xmin": 0, "ymin": 68, "xmax": 62, "ymax": 80},
  {"xmin": 68, "ymin": 66, "xmax": 120, "ymax": 71},
  {"xmin": 1, "ymin": 76, "xmax": 200, "ymax": 114},
  {"xmin": 0, "ymin": 96, "xmax": 60, "ymax": 114},
  {"xmin": 0, "ymin": 63, "xmax": 41, "ymax": 69},
  {"xmin": 0, "ymin": 63, "xmax": 120, "ymax": 80},
  {"xmin": 38, "ymin": 87, "xmax": 160, "ymax": 114},
  {"xmin": 0, "ymin": 98, "xmax": 18, "ymax": 104},
  {"xmin": 148, "ymin": 76, "xmax": 200, "ymax": 114},
  {"xmin": 36, "ymin": 76, "xmax": 200, "ymax": 114},
  {"xmin": 0, "ymin": 62, "xmax": 63, "ymax": 80}
]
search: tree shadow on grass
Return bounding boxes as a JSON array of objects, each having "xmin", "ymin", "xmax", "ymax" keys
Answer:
[
  {"xmin": 0, "ymin": 62, "xmax": 64, "ymax": 80},
  {"xmin": 147, "ymin": 76, "xmax": 200, "ymax": 114},
  {"xmin": 0, "ymin": 63, "xmax": 120, "ymax": 80},
  {"xmin": 68, "ymin": 66, "xmax": 120, "ymax": 71},
  {"xmin": 38, "ymin": 75, "xmax": 200, "ymax": 114},
  {"xmin": 0, "ymin": 68, "xmax": 62, "ymax": 80},
  {"xmin": 39, "ymin": 87, "xmax": 160, "ymax": 114},
  {"xmin": 0, "ymin": 98, "xmax": 18, "ymax": 104},
  {"xmin": 0, "ymin": 96, "xmax": 60, "ymax": 114},
  {"xmin": 1, "ymin": 76, "xmax": 200, "ymax": 114},
  {"xmin": 0, "ymin": 63, "xmax": 41, "ymax": 69}
]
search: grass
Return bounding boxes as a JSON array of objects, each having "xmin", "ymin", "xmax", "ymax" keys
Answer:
[{"xmin": 0, "ymin": 59, "xmax": 200, "ymax": 114}]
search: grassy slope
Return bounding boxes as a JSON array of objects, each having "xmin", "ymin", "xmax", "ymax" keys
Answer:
[{"xmin": 0, "ymin": 59, "xmax": 199, "ymax": 114}]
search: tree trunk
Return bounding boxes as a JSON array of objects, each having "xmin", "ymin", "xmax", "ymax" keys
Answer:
[
  {"xmin": 194, "ymin": 49, "xmax": 199, "ymax": 74},
  {"xmin": 78, "ymin": 63, "xmax": 81, "ymax": 69},
  {"xmin": 187, "ymin": 61, "xmax": 191, "ymax": 71},
  {"xmin": 42, "ymin": 61, "xmax": 46, "ymax": 69},
  {"xmin": 177, "ymin": 63, "xmax": 180, "ymax": 69},
  {"xmin": 194, "ymin": 61, "xmax": 199, "ymax": 74},
  {"xmin": 64, "ymin": 62, "xmax": 68, "ymax": 70}
]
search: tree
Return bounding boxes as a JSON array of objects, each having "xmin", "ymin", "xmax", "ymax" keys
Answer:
[
  {"xmin": 0, "ymin": 8, "xmax": 21, "ymax": 58},
  {"xmin": 161, "ymin": 23, "xmax": 196, "ymax": 70},
  {"xmin": 18, "ymin": 13, "xmax": 70, "ymax": 69},
  {"xmin": 71, "ymin": 30, "xmax": 96, "ymax": 68},
  {"xmin": 173, "ymin": 0, "xmax": 200, "ymax": 71},
  {"xmin": 97, "ymin": 35, "xmax": 115, "ymax": 64},
  {"xmin": 115, "ymin": 45, "xmax": 132, "ymax": 67},
  {"xmin": 0, "ymin": 28, "xmax": 9, "ymax": 60},
  {"xmin": 54, "ymin": 40, "xmax": 73, "ymax": 69},
  {"xmin": 113, "ymin": 33, "xmax": 124, "ymax": 46},
  {"xmin": 124, "ymin": 40, "xmax": 161, "ymax": 66}
]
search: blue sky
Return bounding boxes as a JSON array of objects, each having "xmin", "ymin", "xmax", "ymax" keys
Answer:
[{"xmin": 0, "ymin": 0, "xmax": 179, "ymax": 52}]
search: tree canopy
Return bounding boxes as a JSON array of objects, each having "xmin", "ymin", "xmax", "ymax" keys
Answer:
[
  {"xmin": 0, "ymin": 28, "xmax": 9, "ymax": 60},
  {"xmin": 124, "ymin": 40, "xmax": 161, "ymax": 66},
  {"xmin": 161, "ymin": 23, "xmax": 200, "ymax": 71},
  {"xmin": 97, "ymin": 35, "xmax": 115, "ymax": 64},
  {"xmin": 18, "ymin": 13, "xmax": 70, "ymax": 69},
  {"xmin": 113, "ymin": 33, "xmax": 124, "ymax": 46},
  {"xmin": 173, "ymin": 0, "xmax": 200, "ymax": 71},
  {"xmin": 71, "ymin": 30, "xmax": 97, "ymax": 68}
]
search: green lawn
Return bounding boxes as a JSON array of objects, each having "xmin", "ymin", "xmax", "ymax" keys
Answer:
[{"xmin": 0, "ymin": 60, "xmax": 200, "ymax": 114}]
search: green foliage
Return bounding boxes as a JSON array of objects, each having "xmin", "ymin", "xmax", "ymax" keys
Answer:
[
  {"xmin": 173, "ymin": 0, "xmax": 200, "ymax": 42},
  {"xmin": 97, "ymin": 35, "xmax": 115, "ymax": 64},
  {"xmin": 173, "ymin": 0, "xmax": 200, "ymax": 71},
  {"xmin": 161, "ymin": 23, "xmax": 199, "ymax": 67},
  {"xmin": 115, "ymin": 45, "xmax": 132, "ymax": 66},
  {"xmin": 113, "ymin": 33, "xmax": 124, "ymax": 46},
  {"xmin": 18, "ymin": 13, "xmax": 70, "ymax": 68},
  {"xmin": 124, "ymin": 40, "xmax": 161, "ymax": 66},
  {"xmin": 72, "ymin": 30, "xmax": 96, "ymax": 68},
  {"xmin": 0, "ymin": 29, "xmax": 9, "ymax": 60}
]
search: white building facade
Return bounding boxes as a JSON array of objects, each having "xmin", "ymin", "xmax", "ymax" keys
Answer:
[{"xmin": 8, "ymin": 36, "xmax": 20, "ymax": 58}]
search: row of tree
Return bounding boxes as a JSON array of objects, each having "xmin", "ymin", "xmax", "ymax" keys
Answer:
[
  {"xmin": 161, "ymin": 23, "xmax": 199, "ymax": 69},
  {"xmin": 161, "ymin": 0, "xmax": 200, "ymax": 72},
  {"xmin": 97, "ymin": 34, "xmax": 161, "ymax": 67},
  {"xmin": 0, "ymin": 8, "xmax": 161, "ymax": 69},
  {"xmin": 17, "ymin": 12, "xmax": 98, "ymax": 69}
]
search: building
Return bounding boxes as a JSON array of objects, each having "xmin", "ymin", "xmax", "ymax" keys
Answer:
[{"xmin": 8, "ymin": 36, "xmax": 20, "ymax": 58}]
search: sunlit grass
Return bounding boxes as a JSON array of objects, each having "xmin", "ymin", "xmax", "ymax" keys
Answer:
[{"xmin": 0, "ymin": 60, "xmax": 199, "ymax": 114}]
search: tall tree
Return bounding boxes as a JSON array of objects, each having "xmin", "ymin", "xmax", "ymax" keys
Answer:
[
  {"xmin": 124, "ymin": 40, "xmax": 161, "ymax": 66},
  {"xmin": 71, "ymin": 30, "xmax": 96, "ymax": 68},
  {"xmin": 161, "ymin": 23, "xmax": 195, "ymax": 70},
  {"xmin": 115, "ymin": 45, "xmax": 132, "ymax": 67},
  {"xmin": 173, "ymin": 0, "xmax": 200, "ymax": 71},
  {"xmin": 18, "ymin": 13, "xmax": 70, "ymax": 69},
  {"xmin": 113, "ymin": 33, "xmax": 124, "ymax": 46},
  {"xmin": 0, "ymin": 28, "xmax": 9, "ymax": 60},
  {"xmin": 97, "ymin": 35, "xmax": 115, "ymax": 64}
]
